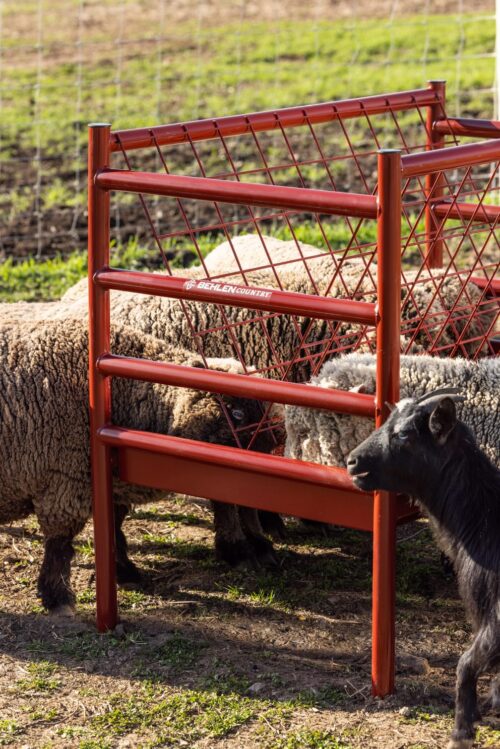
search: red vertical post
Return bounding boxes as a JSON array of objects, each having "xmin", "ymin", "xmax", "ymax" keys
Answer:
[
  {"xmin": 88, "ymin": 123, "xmax": 117, "ymax": 631},
  {"xmin": 372, "ymin": 149, "xmax": 401, "ymax": 697},
  {"xmin": 425, "ymin": 80, "xmax": 446, "ymax": 268}
]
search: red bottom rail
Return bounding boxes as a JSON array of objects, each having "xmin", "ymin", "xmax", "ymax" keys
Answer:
[{"xmin": 99, "ymin": 426, "xmax": 417, "ymax": 531}]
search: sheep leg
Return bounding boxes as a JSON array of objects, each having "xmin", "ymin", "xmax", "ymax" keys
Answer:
[
  {"xmin": 489, "ymin": 675, "xmax": 500, "ymax": 711},
  {"xmin": 212, "ymin": 501, "xmax": 263, "ymax": 568},
  {"xmin": 114, "ymin": 503, "xmax": 142, "ymax": 586},
  {"xmin": 37, "ymin": 535, "xmax": 76, "ymax": 615},
  {"xmin": 238, "ymin": 507, "xmax": 278, "ymax": 567},
  {"xmin": 449, "ymin": 626, "xmax": 499, "ymax": 749},
  {"xmin": 299, "ymin": 518, "xmax": 331, "ymax": 537},
  {"xmin": 258, "ymin": 511, "xmax": 287, "ymax": 540}
]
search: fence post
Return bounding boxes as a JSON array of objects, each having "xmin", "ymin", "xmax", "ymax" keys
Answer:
[
  {"xmin": 425, "ymin": 80, "xmax": 446, "ymax": 268},
  {"xmin": 372, "ymin": 149, "xmax": 401, "ymax": 697},
  {"xmin": 88, "ymin": 123, "xmax": 117, "ymax": 631}
]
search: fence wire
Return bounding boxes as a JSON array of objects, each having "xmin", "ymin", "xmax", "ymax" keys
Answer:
[{"xmin": 0, "ymin": 0, "xmax": 497, "ymax": 260}]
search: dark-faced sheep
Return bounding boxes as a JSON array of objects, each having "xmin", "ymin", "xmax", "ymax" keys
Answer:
[{"xmin": 0, "ymin": 319, "xmax": 274, "ymax": 615}]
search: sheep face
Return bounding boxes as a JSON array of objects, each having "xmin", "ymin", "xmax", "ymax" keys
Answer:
[
  {"xmin": 346, "ymin": 392, "xmax": 460, "ymax": 496},
  {"xmin": 214, "ymin": 394, "xmax": 277, "ymax": 454},
  {"xmin": 169, "ymin": 391, "xmax": 276, "ymax": 454}
]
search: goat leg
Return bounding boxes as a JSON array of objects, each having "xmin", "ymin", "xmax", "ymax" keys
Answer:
[
  {"xmin": 449, "ymin": 629, "xmax": 495, "ymax": 749},
  {"xmin": 489, "ymin": 675, "xmax": 500, "ymax": 712}
]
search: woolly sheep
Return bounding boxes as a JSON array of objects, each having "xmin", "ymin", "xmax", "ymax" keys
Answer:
[
  {"xmin": 0, "ymin": 318, "xmax": 275, "ymax": 614},
  {"xmin": 201, "ymin": 233, "xmax": 326, "ymax": 279},
  {"xmin": 55, "ymin": 234, "xmax": 496, "ymax": 362},
  {"xmin": 285, "ymin": 353, "xmax": 500, "ymax": 470},
  {"xmin": 56, "ymin": 234, "xmax": 294, "ymax": 305},
  {"xmin": 2, "ymin": 237, "xmax": 493, "ymax": 545},
  {"xmin": 8, "ymin": 239, "xmax": 493, "ymax": 379}
]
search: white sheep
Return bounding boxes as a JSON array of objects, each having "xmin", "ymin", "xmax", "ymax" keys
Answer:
[
  {"xmin": 285, "ymin": 353, "xmax": 500, "ymax": 470},
  {"xmin": 7, "ymin": 234, "xmax": 493, "ymax": 373},
  {"xmin": 0, "ymin": 318, "xmax": 276, "ymax": 614}
]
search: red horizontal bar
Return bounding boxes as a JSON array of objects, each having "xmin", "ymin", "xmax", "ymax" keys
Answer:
[
  {"xmin": 100, "ymin": 427, "xmax": 363, "ymax": 490},
  {"xmin": 434, "ymin": 117, "xmax": 500, "ymax": 139},
  {"xmin": 98, "ymin": 354, "xmax": 375, "ymax": 417},
  {"xmin": 95, "ymin": 269, "xmax": 378, "ymax": 326},
  {"xmin": 99, "ymin": 427, "xmax": 417, "ymax": 530},
  {"xmin": 432, "ymin": 200, "xmax": 500, "ymax": 223},
  {"xmin": 110, "ymin": 88, "xmax": 439, "ymax": 152},
  {"xmin": 402, "ymin": 139, "xmax": 500, "ymax": 178},
  {"xmin": 470, "ymin": 276, "xmax": 500, "ymax": 297},
  {"xmin": 95, "ymin": 169, "xmax": 378, "ymax": 219}
]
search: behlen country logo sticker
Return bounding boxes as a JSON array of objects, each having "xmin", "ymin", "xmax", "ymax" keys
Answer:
[{"xmin": 182, "ymin": 279, "xmax": 272, "ymax": 299}]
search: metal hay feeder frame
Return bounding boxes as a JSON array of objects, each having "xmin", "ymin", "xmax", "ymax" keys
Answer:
[{"xmin": 88, "ymin": 80, "xmax": 500, "ymax": 696}]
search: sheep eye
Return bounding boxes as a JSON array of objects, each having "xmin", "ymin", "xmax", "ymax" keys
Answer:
[{"xmin": 232, "ymin": 409, "xmax": 245, "ymax": 422}]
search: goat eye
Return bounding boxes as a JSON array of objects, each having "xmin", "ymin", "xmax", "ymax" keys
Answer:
[
  {"xmin": 232, "ymin": 409, "xmax": 245, "ymax": 422},
  {"xmin": 396, "ymin": 432, "xmax": 411, "ymax": 444}
]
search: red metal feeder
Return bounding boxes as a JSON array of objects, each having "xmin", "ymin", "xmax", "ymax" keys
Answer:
[{"xmin": 88, "ymin": 81, "xmax": 500, "ymax": 697}]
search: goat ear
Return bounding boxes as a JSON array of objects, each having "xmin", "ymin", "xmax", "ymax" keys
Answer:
[{"xmin": 428, "ymin": 397, "xmax": 457, "ymax": 445}]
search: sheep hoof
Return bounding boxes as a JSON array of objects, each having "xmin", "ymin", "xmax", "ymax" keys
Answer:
[
  {"xmin": 258, "ymin": 511, "xmax": 287, "ymax": 540},
  {"xmin": 49, "ymin": 604, "xmax": 76, "ymax": 618},
  {"xmin": 116, "ymin": 562, "xmax": 143, "ymax": 587},
  {"xmin": 215, "ymin": 537, "xmax": 261, "ymax": 568},
  {"xmin": 491, "ymin": 693, "xmax": 500, "ymax": 711},
  {"xmin": 447, "ymin": 741, "xmax": 473, "ymax": 749},
  {"xmin": 299, "ymin": 519, "xmax": 332, "ymax": 537},
  {"xmin": 246, "ymin": 534, "xmax": 279, "ymax": 568}
]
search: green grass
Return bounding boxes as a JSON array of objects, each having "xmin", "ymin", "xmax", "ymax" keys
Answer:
[
  {"xmin": 2, "ymin": 13, "xmax": 495, "ymax": 155},
  {"xmin": 15, "ymin": 661, "xmax": 60, "ymax": 694},
  {"xmin": 2, "ymin": 6, "xmax": 496, "ymax": 276},
  {"xmin": 0, "ymin": 253, "xmax": 88, "ymax": 302},
  {"xmin": 0, "ymin": 720, "xmax": 23, "ymax": 747},
  {"xmin": 90, "ymin": 686, "xmax": 259, "ymax": 743},
  {"xmin": 266, "ymin": 729, "xmax": 352, "ymax": 749},
  {"xmin": 153, "ymin": 631, "xmax": 207, "ymax": 671}
]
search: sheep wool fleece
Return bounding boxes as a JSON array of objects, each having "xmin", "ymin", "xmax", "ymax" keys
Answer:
[
  {"xmin": 0, "ymin": 318, "xmax": 259, "ymax": 538},
  {"xmin": 285, "ymin": 353, "xmax": 500, "ymax": 469}
]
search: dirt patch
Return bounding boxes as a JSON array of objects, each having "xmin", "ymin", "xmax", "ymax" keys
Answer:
[{"xmin": 2, "ymin": 496, "xmax": 499, "ymax": 748}]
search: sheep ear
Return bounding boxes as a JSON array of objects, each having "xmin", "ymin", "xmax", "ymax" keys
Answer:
[
  {"xmin": 428, "ymin": 397, "xmax": 457, "ymax": 445},
  {"xmin": 349, "ymin": 383, "xmax": 367, "ymax": 394}
]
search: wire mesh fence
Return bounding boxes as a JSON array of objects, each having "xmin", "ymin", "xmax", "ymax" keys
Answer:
[{"xmin": 0, "ymin": 0, "xmax": 497, "ymax": 261}]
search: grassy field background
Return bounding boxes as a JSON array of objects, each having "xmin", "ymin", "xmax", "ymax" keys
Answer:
[{"xmin": 1, "ymin": 0, "xmax": 497, "ymax": 299}]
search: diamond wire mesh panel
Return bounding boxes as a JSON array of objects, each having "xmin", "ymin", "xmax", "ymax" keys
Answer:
[{"xmin": 107, "ymin": 94, "xmax": 499, "ymax": 450}]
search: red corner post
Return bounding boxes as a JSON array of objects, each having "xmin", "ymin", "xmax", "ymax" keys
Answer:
[
  {"xmin": 372, "ymin": 149, "xmax": 402, "ymax": 697},
  {"xmin": 425, "ymin": 80, "xmax": 446, "ymax": 268},
  {"xmin": 88, "ymin": 123, "xmax": 117, "ymax": 631}
]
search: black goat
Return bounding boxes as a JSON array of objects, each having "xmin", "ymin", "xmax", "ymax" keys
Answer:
[{"xmin": 346, "ymin": 387, "xmax": 500, "ymax": 749}]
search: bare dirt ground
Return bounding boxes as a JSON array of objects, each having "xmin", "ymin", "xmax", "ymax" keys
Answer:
[{"xmin": 2, "ymin": 494, "xmax": 500, "ymax": 748}]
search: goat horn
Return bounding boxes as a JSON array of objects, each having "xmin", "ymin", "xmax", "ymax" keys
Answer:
[
  {"xmin": 416, "ymin": 386, "xmax": 463, "ymax": 404},
  {"xmin": 385, "ymin": 401, "xmax": 397, "ymax": 412},
  {"xmin": 418, "ymin": 393, "xmax": 466, "ymax": 411}
]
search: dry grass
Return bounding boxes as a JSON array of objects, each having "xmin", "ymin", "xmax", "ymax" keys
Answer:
[{"xmin": 2, "ymin": 494, "xmax": 500, "ymax": 748}]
